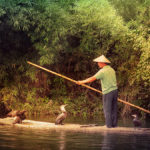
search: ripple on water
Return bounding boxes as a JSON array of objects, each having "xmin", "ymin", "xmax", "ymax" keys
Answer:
[{"xmin": 0, "ymin": 119, "xmax": 150, "ymax": 150}]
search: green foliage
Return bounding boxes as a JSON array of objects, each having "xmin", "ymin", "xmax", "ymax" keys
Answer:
[
  {"xmin": 108, "ymin": 0, "xmax": 150, "ymax": 114},
  {"xmin": 0, "ymin": 0, "xmax": 149, "ymax": 117},
  {"xmin": 109, "ymin": 0, "xmax": 148, "ymax": 22},
  {"xmin": 135, "ymin": 36, "xmax": 150, "ymax": 85},
  {"xmin": 69, "ymin": 0, "xmax": 128, "ymax": 54}
]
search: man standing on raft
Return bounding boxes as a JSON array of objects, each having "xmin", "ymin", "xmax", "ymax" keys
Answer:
[{"xmin": 77, "ymin": 55, "xmax": 118, "ymax": 128}]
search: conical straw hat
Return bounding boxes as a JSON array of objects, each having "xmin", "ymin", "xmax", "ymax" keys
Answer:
[{"xmin": 93, "ymin": 55, "xmax": 111, "ymax": 63}]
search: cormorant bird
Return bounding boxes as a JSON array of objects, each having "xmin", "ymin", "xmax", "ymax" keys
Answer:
[
  {"xmin": 7, "ymin": 110, "xmax": 20, "ymax": 117},
  {"xmin": 13, "ymin": 110, "xmax": 26, "ymax": 124},
  {"xmin": 13, "ymin": 116, "xmax": 22, "ymax": 124},
  {"xmin": 7, "ymin": 110, "xmax": 26, "ymax": 124},
  {"xmin": 55, "ymin": 104, "xmax": 67, "ymax": 125},
  {"xmin": 132, "ymin": 114, "xmax": 142, "ymax": 127}
]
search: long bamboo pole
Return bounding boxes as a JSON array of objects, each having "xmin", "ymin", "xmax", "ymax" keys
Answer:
[{"xmin": 27, "ymin": 61, "xmax": 150, "ymax": 114}]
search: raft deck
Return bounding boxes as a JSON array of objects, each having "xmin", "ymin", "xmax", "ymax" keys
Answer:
[{"xmin": 0, "ymin": 117, "xmax": 150, "ymax": 134}]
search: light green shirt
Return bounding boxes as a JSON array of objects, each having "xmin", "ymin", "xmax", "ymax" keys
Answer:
[{"xmin": 94, "ymin": 65, "xmax": 117, "ymax": 94}]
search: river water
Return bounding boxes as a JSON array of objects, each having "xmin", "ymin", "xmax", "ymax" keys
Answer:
[{"xmin": 0, "ymin": 116, "xmax": 150, "ymax": 150}]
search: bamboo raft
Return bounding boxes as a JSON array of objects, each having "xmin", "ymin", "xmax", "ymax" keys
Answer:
[{"xmin": 0, "ymin": 117, "xmax": 150, "ymax": 134}]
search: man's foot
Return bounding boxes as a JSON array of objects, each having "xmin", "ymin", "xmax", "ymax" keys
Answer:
[{"xmin": 102, "ymin": 125, "xmax": 117, "ymax": 128}]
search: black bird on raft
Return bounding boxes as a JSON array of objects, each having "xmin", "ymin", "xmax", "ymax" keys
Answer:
[
  {"xmin": 12, "ymin": 110, "xmax": 26, "ymax": 124},
  {"xmin": 55, "ymin": 104, "xmax": 67, "ymax": 125},
  {"xmin": 132, "ymin": 114, "xmax": 142, "ymax": 127},
  {"xmin": 7, "ymin": 110, "xmax": 26, "ymax": 124},
  {"xmin": 7, "ymin": 110, "xmax": 20, "ymax": 117}
]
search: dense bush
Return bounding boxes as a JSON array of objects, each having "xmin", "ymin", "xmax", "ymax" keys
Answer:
[{"xmin": 0, "ymin": 0, "xmax": 149, "ymax": 117}]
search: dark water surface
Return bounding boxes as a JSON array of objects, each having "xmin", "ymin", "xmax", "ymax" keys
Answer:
[{"xmin": 0, "ymin": 117, "xmax": 150, "ymax": 150}]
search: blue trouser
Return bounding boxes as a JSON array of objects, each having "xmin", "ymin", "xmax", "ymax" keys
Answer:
[{"xmin": 103, "ymin": 89, "xmax": 118, "ymax": 128}]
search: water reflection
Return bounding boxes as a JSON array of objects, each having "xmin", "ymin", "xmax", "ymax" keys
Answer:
[
  {"xmin": 0, "ymin": 118, "xmax": 150, "ymax": 150},
  {"xmin": 59, "ymin": 131, "xmax": 66, "ymax": 150},
  {"xmin": 100, "ymin": 131, "xmax": 150, "ymax": 150},
  {"xmin": 101, "ymin": 132, "xmax": 113, "ymax": 150},
  {"xmin": 101, "ymin": 132, "xmax": 125, "ymax": 150}
]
